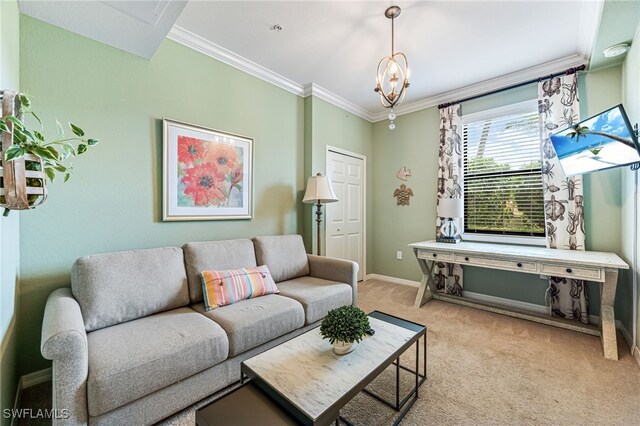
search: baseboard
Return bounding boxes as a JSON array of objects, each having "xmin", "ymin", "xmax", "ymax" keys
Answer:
[
  {"xmin": 367, "ymin": 274, "xmax": 638, "ymax": 332},
  {"xmin": 365, "ymin": 273, "xmax": 420, "ymax": 287},
  {"xmin": 11, "ymin": 381, "xmax": 22, "ymax": 426},
  {"xmin": 21, "ymin": 367, "xmax": 51, "ymax": 389},
  {"xmin": 462, "ymin": 290, "xmax": 546, "ymax": 315},
  {"xmin": 616, "ymin": 320, "xmax": 632, "ymax": 349},
  {"xmin": 11, "ymin": 367, "xmax": 52, "ymax": 426},
  {"xmin": 633, "ymin": 346, "xmax": 640, "ymax": 369}
]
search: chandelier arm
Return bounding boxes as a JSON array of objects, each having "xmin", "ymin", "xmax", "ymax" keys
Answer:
[{"xmin": 375, "ymin": 6, "xmax": 409, "ymax": 112}]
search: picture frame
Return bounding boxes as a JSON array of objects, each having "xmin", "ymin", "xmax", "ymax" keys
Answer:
[{"xmin": 162, "ymin": 118, "xmax": 253, "ymax": 221}]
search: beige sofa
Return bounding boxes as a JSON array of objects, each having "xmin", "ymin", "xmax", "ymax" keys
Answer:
[{"xmin": 40, "ymin": 235, "xmax": 358, "ymax": 425}]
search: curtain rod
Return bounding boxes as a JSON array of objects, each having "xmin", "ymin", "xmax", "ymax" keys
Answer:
[{"xmin": 437, "ymin": 64, "xmax": 587, "ymax": 110}]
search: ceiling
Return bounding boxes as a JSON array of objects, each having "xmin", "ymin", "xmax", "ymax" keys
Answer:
[
  {"xmin": 590, "ymin": 0, "xmax": 640, "ymax": 70},
  {"xmin": 19, "ymin": 1, "xmax": 633, "ymax": 121},
  {"xmin": 174, "ymin": 0, "xmax": 602, "ymax": 118},
  {"xmin": 18, "ymin": 0, "xmax": 188, "ymax": 59}
]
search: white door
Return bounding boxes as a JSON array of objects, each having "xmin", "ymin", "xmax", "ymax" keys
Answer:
[{"xmin": 325, "ymin": 148, "xmax": 365, "ymax": 281}]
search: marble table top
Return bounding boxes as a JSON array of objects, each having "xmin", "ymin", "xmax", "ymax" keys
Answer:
[{"xmin": 242, "ymin": 314, "xmax": 422, "ymax": 422}]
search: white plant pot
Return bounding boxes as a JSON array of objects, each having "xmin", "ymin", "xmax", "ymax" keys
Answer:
[{"xmin": 332, "ymin": 340, "xmax": 356, "ymax": 355}]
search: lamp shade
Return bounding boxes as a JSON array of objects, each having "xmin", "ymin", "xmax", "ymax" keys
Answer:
[
  {"xmin": 302, "ymin": 174, "xmax": 338, "ymax": 204},
  {"xmin": 437, "ymin": 198, "xmax": 463, "ymax": 218}
]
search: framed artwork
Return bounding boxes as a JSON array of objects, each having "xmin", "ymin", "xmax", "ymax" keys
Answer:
[{"xmin": 163, "ymin": 119, "xmax": 253, "ymax": 221}]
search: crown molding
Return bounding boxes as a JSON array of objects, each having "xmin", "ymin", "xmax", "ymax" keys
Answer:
[
  {"xmin": 304, "ymin": 83, "xmax": 375, "ymax": 122},
  {"xmin": 168, "ymin": 25, "xmax": 375, "ymax": 122},
  {"xmin": 370, "ymin": 54, "xmax": 588, "ymax": 122},
  {"xmin": 169, "ymin": 25, "xmax": 591, "ymax": 125},
  {"xmin": 577, "ymin": 0, "xmax": 605, "ymax": 66},
  {"xmin": 167, "ymin": 25, "xmax": 305, "ymax": 96}
]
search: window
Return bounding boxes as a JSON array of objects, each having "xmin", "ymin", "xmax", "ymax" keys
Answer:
[{"xmin": 462, "ymin": 100, "xmax": 545, "ymax": 239}]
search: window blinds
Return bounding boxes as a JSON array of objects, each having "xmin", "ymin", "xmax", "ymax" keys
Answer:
[{"xmin": 463, "ymin": 108, "xmax": 545, "ymax": 236}]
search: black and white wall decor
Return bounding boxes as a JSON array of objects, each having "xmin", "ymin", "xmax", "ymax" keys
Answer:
[
  {"xmin": 537, "ymin": 74, "xmax": 588, "ymax": 324},
  {"xmin": 435, "ymin": 104, "xmax": 464, "ymax": 296}
]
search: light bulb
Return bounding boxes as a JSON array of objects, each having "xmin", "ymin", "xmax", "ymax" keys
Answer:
[
  {"xmin": 389, "ymin": 122, "xmax": 396, "ymax": 130},
  {"xmin": 389, "ymin": 60, "xmax": 398, "ymax": 76},
  {"xmin": 388, "ymin": 112, "xmax": 396, "ymax": 121}
]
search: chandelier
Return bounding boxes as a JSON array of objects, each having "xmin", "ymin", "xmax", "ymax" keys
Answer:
[{"xmin": 374, "ymin": 5, "xmax": 410, "ymax": 130}]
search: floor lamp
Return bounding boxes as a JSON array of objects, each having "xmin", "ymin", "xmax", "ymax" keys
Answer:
[{"xmin": 303, "ymin": 173, "xmax": 338, "ymax": 255}]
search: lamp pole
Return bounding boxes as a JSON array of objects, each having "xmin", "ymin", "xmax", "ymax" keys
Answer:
[{"xmin": 315, "ymin": 200, "xmax": 323, "ymax": 255}]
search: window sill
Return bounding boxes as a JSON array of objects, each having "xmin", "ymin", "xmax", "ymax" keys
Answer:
[{"xmin": 461, "ymin": 233, "xmax": 547, "ymax": 247}]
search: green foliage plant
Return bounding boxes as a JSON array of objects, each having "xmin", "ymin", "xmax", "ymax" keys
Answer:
[
  {"xmin": 320, "ymin": 305, "xmax": 370, "ymax": 345},
  {"xmin": 0, "ymin": 93, "xmax": 99, "ymax": 216}
]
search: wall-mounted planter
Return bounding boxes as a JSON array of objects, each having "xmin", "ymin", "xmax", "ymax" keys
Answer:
[{"xmin": 0, "ymin": 90, "xmax": 48, "ymax": 214}]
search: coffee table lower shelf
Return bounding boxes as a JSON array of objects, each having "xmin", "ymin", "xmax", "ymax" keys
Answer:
[{"xmin": 195, "ymin": 381, "xmax": 299, "ymax": 426}]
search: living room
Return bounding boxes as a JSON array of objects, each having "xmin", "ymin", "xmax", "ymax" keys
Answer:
[{"xmin": 1, "ymin": 0, "xmax": 640, "ymax": 425}]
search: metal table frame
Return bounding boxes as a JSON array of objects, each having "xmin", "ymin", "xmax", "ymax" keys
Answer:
[
  {"xmin": 340, "ymin": 317, "xmax": 427, "ymax": 426},
  {"xmin": 241, "ymin": 311, "xmax": 427, "ymax": 426}
]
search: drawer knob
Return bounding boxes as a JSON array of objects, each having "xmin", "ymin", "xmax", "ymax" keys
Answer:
[
  {"xmin": 433, "ymin": 253, "xmax": 437, "ymax": 258},
  {"xmin": 465, "ymin": 257, "xmax": 470, "ymax": 261},
  {"xmin": 566, "ymin": 268, "xmax": 572, "ymax": 273},
  {"xmin": 517, "ymin": 262, "xmax": 522, "ymax": 267}
]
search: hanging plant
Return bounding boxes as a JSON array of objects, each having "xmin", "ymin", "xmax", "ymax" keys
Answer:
[{"xmin": 0, "ymin": 91, "xmax": 99, "ymax": 216}]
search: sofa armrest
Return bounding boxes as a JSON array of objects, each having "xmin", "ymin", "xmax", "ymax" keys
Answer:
[
  {"xmin": 41, "ymin": 288, "xmax": 88, "ymax": 426},
  {"xmin": 307, "ymin": 255, "xmax": 359, "ymax": 305}
]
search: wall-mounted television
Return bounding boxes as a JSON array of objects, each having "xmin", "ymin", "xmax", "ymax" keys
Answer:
[{"xmin": 549, "ymin": 104, "xmax": 640, "ymax": 176}]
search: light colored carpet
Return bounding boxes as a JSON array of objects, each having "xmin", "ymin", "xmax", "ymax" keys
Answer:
[
  {"xmin": 20, "ymin": 279, "xmax": 640, "ymax": 425},
  {"xmin": 347, "ymin": 279, "xmax": 640, "ymax": 425}
]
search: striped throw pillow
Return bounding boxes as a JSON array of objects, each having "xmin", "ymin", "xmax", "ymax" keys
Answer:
[{"xmin": 200, "ymin": 265, "xmax": 279, "ymax": 310}]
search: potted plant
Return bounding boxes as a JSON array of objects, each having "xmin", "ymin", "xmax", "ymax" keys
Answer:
[
  {"xmin": 320, "ymin": 305, "xmax": 371, "ymax": 355},
  {"xmin": 0, "ymin": 90, "xmax": 99, "ymax": 216}
]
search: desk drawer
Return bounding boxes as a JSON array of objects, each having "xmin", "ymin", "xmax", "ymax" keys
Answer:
[
  {"xmin": 455, "ymin": 254, "xmax": 537, "ymax": 273},
  {"xmin": 417, "ymin": 250, "xmax": 454, "ymax": 262},
  {"xmin": 540, "ymin": 263, "xmax": 602, "ymax": 281}
]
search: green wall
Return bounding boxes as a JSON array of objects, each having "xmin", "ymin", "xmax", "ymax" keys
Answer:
[
  {"xmin": 622, "ymin": 24, "xmax": 640, "ymax": 353},
  {"xmin": 0, "ymin": 0, "xmax": 21, "ymax": 422},
  {"xmin": 579, "ymin": 66, "xmax": 627, "ymax": 326},
  {"xmin": 305, "ymin": 97, "xmax": 374, "ymax": 268},
  {"xmin": 17, "ymin": 16, "xmax": 306, "ymax": 375},
  {"xmin": 372, "ymin": 66, "xmax": 628, "ymax": 325},
  {"xmin": 372, "ymin": 105, "xmax": 439, "ymax": 274},
  {"xmin": 13, "ymin": 11, "xmax": 637, "ymax": 381}
]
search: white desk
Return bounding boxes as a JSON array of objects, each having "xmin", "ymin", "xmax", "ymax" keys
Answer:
[{"xmin": 409, "ymin": 240, "xmax": 629, "ymax": 361}]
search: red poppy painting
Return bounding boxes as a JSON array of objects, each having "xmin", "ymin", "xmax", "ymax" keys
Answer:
[{"xmin": 163, "ymin": 119, "xmax": 253, "ymax": 221}]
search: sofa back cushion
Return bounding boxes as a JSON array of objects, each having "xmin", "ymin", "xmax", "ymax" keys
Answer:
[
  {"xmin": 183, "ymin": 239, "xmax": 257, "ymax": 303},
  {"xmin": 252, "ymin": 235, "xmax": 309, "ymax": 283},
  {"xmin": 71, "ymin": 247, "xmax": 189, "ymax": 332}
]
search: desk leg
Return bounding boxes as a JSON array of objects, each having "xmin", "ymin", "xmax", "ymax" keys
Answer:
[
  {"xmin": 414, "ymin": 258, "xmax": 436, "ymax": 308},
  {"xmin": 600, "ymin": 268, "xmax": 619, "ymax": 361}
]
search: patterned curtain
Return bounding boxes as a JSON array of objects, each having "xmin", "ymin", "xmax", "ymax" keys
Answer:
[
  {"xmin": 537, "ymin": 74, "xmax": 588, "ymax": 324},
  {"xmin": 435, "ymin": 104, "xmax": 464, "ymax": 296}
]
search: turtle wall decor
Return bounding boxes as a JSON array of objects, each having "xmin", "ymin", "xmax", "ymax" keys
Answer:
[{"xmin": 393, "ymin": 184, "xmax": 413, "ymax": 206}]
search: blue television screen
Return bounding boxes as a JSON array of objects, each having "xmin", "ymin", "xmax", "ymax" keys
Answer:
[{"xmin": 549, "ymin": 104, "xmax": 640, "ymax": 176}]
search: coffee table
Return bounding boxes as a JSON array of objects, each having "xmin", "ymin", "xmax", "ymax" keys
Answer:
[{"xmin": 240, "ymin": 311, "xmax": 426, "ymax": 425}]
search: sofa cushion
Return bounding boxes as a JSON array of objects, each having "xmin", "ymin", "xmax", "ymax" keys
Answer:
[
  {"xmin": 252, "ymin": 235, "xmax": 309, "ymax": 283},
  {"xmin": 183, "ymin": 239, "xmax": 257, "ymax": 304},
  {"xmin": 192, "ymin": 294, "xmax": 304, "ymax": 357},
  {"xmin": 87, "ymin": 307, "xmax": 228, "ymax": 417},
  {"xmin": 72, "ymin": 247, "xmax": 189, "ymax": 332},
  {"xmin": 276, "ymin": 276, "xmax": 353, "ymax": 324},
  {"xmin": 201, "ymin": 265, "xmax": 279, "ymax": 310}
]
